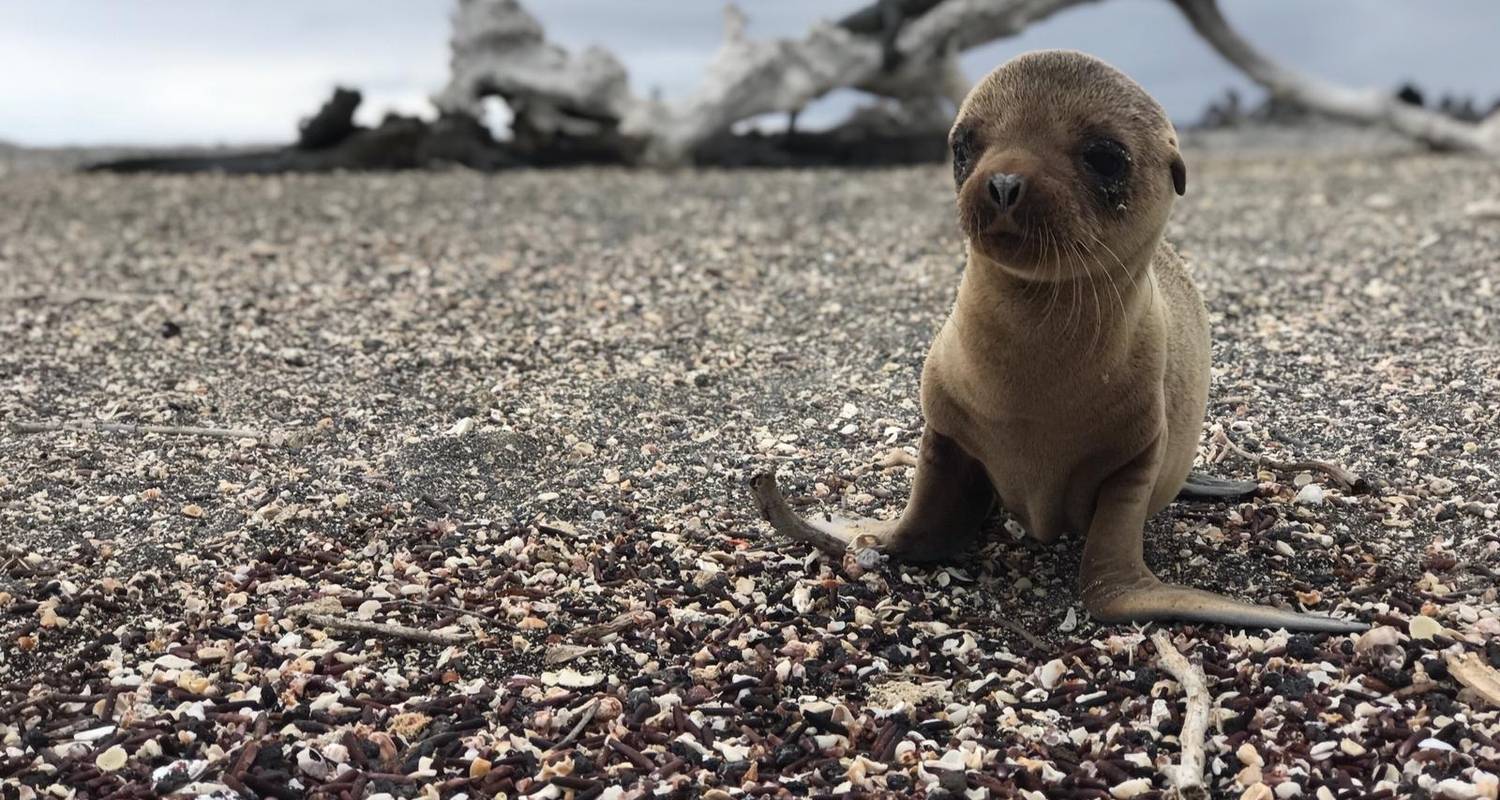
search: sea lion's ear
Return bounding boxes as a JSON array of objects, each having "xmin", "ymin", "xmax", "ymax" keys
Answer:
[{"xmin": 1170, "ymin": 154, "xmax": 1187, "ymax": 196}]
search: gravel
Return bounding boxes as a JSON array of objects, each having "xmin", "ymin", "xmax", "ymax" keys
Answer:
[{"xmin": 1, "ymin": 149, "xmax": 1498, "ymax": 798}]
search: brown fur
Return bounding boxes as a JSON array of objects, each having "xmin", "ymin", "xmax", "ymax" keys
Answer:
[{"xmin": 753, "ymin": 50, "xmax": 1364, "ymax": 633}]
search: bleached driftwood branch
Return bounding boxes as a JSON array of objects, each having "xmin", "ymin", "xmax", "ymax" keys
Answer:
[
  {"xmin": 435, "ymin": 0, "xmax": 633, "ymax": 129},
  {"xmin": 1170, "ymin": 0, "xmax": 1500, "ymax": 154},
  {"xmin": 439, "ymin": 0, "xmax": 1500, "ymax": 165},
  {"xmin": 1151, "ymin": 631, "xmax": 1211, "ymax": 800},
  {"xmin": 632, "ymin": 0, "xmax": 1101, "ymax": 163},
  {"xmin": 439, "ymin": 0, "xmax": 1096, "ymax": 165}
]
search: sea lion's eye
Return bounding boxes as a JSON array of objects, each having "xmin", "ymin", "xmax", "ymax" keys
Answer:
[
  {"xmin": 1081, "ymin": 139, "xmax": 1130, "ymax": 181},
  {"xmin": 951, "ymin": 128, "xmax": 977, "ymax": 189}
]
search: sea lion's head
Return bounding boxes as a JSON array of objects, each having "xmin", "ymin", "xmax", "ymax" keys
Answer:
[{"xmin": 950, "ymin": 50, "xmax": 1186, "ymax": 280}]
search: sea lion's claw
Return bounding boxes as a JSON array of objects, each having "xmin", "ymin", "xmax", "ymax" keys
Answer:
[{"xmin": 1176, "ymin": 471, "xmax": 1260, "ymax": 501}]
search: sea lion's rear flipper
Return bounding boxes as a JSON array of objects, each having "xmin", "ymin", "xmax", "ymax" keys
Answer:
[
  {"xmin": 1176, "ymin": 471, "xmax": 1259, "ymax": 501},
  {"xmin": 748, "ymin": 428, "xmax": 994, "ymax": 562},
  {"xmin": 1082, "ymin": 577, "xmax": 1368, "ymax": 633},
  {"xmin": 1084, "ymin": 451, "xmax": 1366, "ymax": 633}
]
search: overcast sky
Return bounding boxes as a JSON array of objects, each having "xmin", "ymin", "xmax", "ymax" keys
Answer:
[{"xmin": 1, "ymin": 1, "xmax": 1497, "ymax": 147}]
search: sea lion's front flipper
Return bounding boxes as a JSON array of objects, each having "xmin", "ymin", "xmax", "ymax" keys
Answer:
[
  {"xmin": 749, "ymin": 428, "xmax": 993, "ymax": 562},
  {"xmin": 1176, "ymin": 471, "xmax": 1259, "ymax": 501},
  {"xmin": 1082, "ymin": 446, "xmax": 1367, "ymax": 633}
]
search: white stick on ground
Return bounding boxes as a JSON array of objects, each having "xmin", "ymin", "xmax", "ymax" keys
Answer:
[
  {"xmin": 1150, "ymin": 630, "xmax": 1211, "ymax": 800},
  {"xmin": 9, "ymin": 421, "xmax": 263, "ymax": 440},
  {"xmin": 297, "ymin": 613, "xmax": 472, "ymax": 646},
  {"xmin": 549, "ymin": 700, "xmax": 600, "ymax": 751}
]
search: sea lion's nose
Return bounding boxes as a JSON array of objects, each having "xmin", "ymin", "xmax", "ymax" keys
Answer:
[{"xmin": 987, "ymin": 173, "xmax": 1026, "ymax": 214}]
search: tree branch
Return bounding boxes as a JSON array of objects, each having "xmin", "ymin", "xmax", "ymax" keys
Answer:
[
  {"xmin": 636, "ymin": 0, "xmax": 1096, "ymax": 163},
  {"xmin": 1170, "ymin": 0, "xmax": 1500, "ymax": 153}
]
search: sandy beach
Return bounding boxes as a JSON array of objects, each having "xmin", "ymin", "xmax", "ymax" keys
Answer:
[{"xmin": 2, "ymin": 151, "xmax": 1498, "ymax": 797}]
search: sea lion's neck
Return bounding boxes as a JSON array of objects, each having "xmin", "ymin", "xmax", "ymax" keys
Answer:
[{"xmin": 954, "ymin": 251, "xmax": 1158, "ymax": 363}]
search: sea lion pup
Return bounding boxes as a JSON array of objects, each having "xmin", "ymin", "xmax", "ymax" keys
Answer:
[{"xmin": 751, "ymin": 50, "xmax": 1365, "ymax": 633}]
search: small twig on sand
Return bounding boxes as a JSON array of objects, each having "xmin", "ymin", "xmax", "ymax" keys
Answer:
[
  {"xmin": 294, "ymin": 611, "xmax": 471, "ymax": 646},
  {"xmin": 387, "ymin": 599, "xmax": 510, "ymax": 630},
  {"xmin": 1392, "ymin": 681, "xmax": 1439, "ymax": 700},
  {"xmin": 1262, "ymin": 459, "xmax": 1368, "ymax": 493},
  {"xmin": 0, "ymin": 290, "xmax": 167, "ymax": 305},
  {"xmin": 1213, "ymin": 430, "xmax": 1369, "ymax": 493},
  {"xmin": 1348, "ymin": 577, "xmax": 1404, "ymax": 599},
  {"xmin": 549, "ymin": 700, "xmax": 600, "ymax": 751},
  {"xmin": 1150, "ymin": 630, "xmax": 1210, "ymax": 800},
  {"xmin": 0, "ymin": 690, "xmax": 52, "ymax": 719},
  {"xmin": 573, "ymin": 611, "xmax": 653, "ymax": 642},
  {"xmin": 607, "ymin": 737, "xmax": 657, "ymax": 771},
  {"xmin": 222, "ymin": 715, "xmax": 270, "ymax": 797},
  {"xmin": 997, "ymin": 619, "xmax": 1048, "ymax": 653},
  {"xmin": 10, "ymin": 420, "xmax": 263, "ymax": 440}
]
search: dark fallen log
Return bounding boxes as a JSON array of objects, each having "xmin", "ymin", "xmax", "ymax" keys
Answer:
[
  {"xmin": 87, "ymin": 93, "xmax": 523, "ymax": 175},
  {"xmin": 85, "ymin": 86, "xmax": 952, "ymax": 174},
  {"xmin": 87, "ymin": 120, "xmax": 497, "ymax": 174},
  {"xmin": 87, "ymin": 125, "xmax": 948, "ymax": 174},
  {"xmin": 692, "ymin": 128, "xmax": 945, "ymax": 168},
  {"xmin": 297, "ymin": 87, "xmax": 362, "ymax": 150}
]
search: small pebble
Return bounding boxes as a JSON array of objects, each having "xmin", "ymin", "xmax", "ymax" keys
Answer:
[
  {"xmin": 1409, "ymin": 615, "xmax": 1442, "ymax": 641},
  {"xmin": 1110, "ymin": 778, "xmax": 1152, "ymax": 799},
  {"xmin": 1237, "ymin": 742, "xmax": 1264, "ymax": 768},
  {"xmin": 1294, "ymin": 484, "xmax": 1324, "ymax": 505},
  {"xmin": 1241, "ymin": 784, "xmax": 1273, "ymax": 800},
  {"xmin": 95, "ymin": 745, "xmax": 127, "ymax": 773}
]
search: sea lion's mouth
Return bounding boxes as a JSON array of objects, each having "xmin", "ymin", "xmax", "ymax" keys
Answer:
[
  {"xmin": 973, "ymin": 222, "xmax": 1074, "ymax": 276},
  {"xmin": 979, "ymin": 224, "xmax": 1034, "ymax": 256},
  {"xmin": 979, "ymin": 215, "xmax": 1027, "ymax": 243}
]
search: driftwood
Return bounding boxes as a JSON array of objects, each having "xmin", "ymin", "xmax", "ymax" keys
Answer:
[
  {"xmin": 297, "ymin": 87, "xmax": 362, "ymax": 150},
  {"xmin": 90, "ymin": 0, "xmax": 1500, "ymax": 174},
  {"xmin": 438, "ymin": 0, "xmax": 1500, "ymax": 166},
  {"xmin": 297, "ymin": 613, "xmax": 471, "ymax": 646},
  {"xmin": 1169, "ymin": 0, "xmax": 1500, "ymax": 153},
  {"xmin": 437, "ymin": 0, "xmax": 1088, "ymax": 165},
  {"xmin": 1151, "ymin": 631, "xmax": 1211, "ymax": 800},
  {"xmin": 89, "ymin": 90, "xmax": 947, "ymax": 174},
  {"xmin": 287, "ymin": 601, "xmax": 472, "ymax": 646},
  {"xmin": 89, "ymin": 102, "xmax": 520, "ymax": 175}
]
